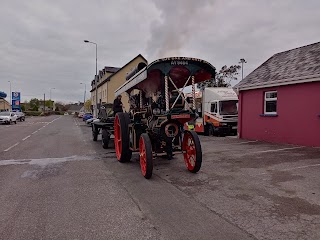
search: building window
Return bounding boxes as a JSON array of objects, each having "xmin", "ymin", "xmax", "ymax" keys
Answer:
[
  {"xmin": 264, "ymin": 91, "xmax": 277, "ymax": 114},
  {"xmin": 211, "ymin": 102, "xmax": 217, "ymax": 113}
]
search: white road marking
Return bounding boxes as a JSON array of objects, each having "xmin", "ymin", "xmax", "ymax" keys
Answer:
[
  {"xmin": 245, "ymin": 146, "xmax": 305, "ymax": 154},
  {"xmin": 22, "ymin": 135, "xmax": 31, "ymax": 141},
  {"xmin": 2, "ymin": 116, "xmax": 62, "ymax": 152},
  {"xmin": 232, "ymin": 140, "xmax": 258, "ymax": 145},
  {"xmin": 281, "ymin": 163, "xmax": 320, "ymax": 172},
  {"xmin": 0, "ymin": 155, "xmax": 93, "ymax": 166},
  {"xmin": 4, "ymin": 142, "xmax": 20, "ymax": 152}
]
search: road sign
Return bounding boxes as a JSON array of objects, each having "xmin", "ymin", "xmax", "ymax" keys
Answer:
[{"xmin": 12, "ymin": 92, "xmax": 21, "ymax": 111}]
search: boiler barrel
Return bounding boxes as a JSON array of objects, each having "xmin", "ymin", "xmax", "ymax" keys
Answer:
[{"xmin": 126, "ymin": 62, "xmax": 147, "ymax": 80}]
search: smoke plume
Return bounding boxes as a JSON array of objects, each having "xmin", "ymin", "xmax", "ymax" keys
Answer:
[{"xmin": 146, "ymin": 0, "xmax": 214, "ymax": 59}]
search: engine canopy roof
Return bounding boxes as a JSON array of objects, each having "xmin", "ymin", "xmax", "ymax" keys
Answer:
[{"xmin": 115, "ymin": 57, "xmax": 216, "ymax": 96}]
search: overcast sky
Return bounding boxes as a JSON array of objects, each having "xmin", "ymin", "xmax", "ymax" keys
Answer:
[{"xmin": 1, "ymin": 0, "xmax": 319, "ymax": 103}]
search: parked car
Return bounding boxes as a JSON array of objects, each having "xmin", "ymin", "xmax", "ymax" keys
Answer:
[
  {"xmin": 83, "ymin": 113, "xmax": 93, "ymax": 121},
  {"xmin": 85, "ymin": 117, "xmax": 97, "ymax": 125},
  {"xmin": 0, "ymin": 112, "xmax": 17, "ymax": 124},
  {"xmin": 64, "ymin": 112, "xmax": 69, "ymax": 115},
  {"xmin": 78, "ymin": 112, "xmax": 84, "ymax": 118},
  {"xmin": 15, "ymin": 112, "xmax": 25, "ymax": 121}
]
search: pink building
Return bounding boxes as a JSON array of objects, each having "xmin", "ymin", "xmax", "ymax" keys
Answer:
[{"xmin": 235, "ymin": 42, "xmax": 320, "ymax": 147}]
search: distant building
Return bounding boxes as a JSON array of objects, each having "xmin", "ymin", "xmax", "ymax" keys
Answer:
[
  {"xmin": 67, "ymin": 103, "xmax": 84, "ymax": 115},
  {"xmin": 235, "ymin": 42, "xmax": 320, "ymax": 147},
  {"xmin": 90, "ymin": 54, "xmax": 147, "ymax": 113},
  {"xmin": 0, "ymin": 98, "xmax": 10, "ymax": 112},
  {"xmin": 38, "ymin": 101, "xmax": 56, "ymax": 111}
]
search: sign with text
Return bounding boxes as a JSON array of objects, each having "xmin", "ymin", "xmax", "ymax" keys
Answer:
[{"xmin": 12, "ymin": 92, "xmax": 21, "ymax": 111}]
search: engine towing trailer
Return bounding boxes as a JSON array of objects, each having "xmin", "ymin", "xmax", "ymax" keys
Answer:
[
  {"xmin": 186, "ymin": 88, "xmax": 238, "ymax": 136},
  {"xmin": 91, "ymin": 103, "xmax": 115, "ymax": 149},
  {"xmin": 114, "ymin": 57, "xmax": 216, "ymax": 179}
]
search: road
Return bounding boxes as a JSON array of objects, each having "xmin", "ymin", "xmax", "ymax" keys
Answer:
[{"xmin": 0, "ymin": 116, "xmax": 255, "ymax": 240}]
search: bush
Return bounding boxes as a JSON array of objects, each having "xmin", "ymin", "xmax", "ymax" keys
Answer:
[
  {"xmin": 24, "ymin": 111, "xmax": 42, "ymax": 116},
  {"xmin": 53, "ymin": 111, "xmax": 64, "ymax": 115}
]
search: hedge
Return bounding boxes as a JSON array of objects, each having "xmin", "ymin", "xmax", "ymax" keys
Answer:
[{"xmin": 24, "ymin": 111, "xmax": 64, "ymax": 116}]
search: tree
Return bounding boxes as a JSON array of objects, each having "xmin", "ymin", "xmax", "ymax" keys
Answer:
[
  {"xmin": 45, "ymin": 100, "xmax": 54, "ymax": 109},
  {"xmin": 29, "ymin": 98, "xmax": 40, "ymax": 111},
  {"xmin": 198, "ymin": 65, "xmax": 241, "ymax": 90},
  {"xmin": 55, "ymin": 101, "xmax": 68, "ymax": 112},
  {"xmin": 84, "ymin": 99, "xmax": 92, "ymax": 112}
]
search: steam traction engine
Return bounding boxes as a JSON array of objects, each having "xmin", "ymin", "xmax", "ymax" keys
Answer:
[{"xmin": 114, "ymin": 57, "xmax": 216, "ymax": 179}]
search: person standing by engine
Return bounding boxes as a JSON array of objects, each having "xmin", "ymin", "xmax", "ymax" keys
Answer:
[{"xmin": 113, "ymin": 95, "xmax": 123, "ymax": 116}]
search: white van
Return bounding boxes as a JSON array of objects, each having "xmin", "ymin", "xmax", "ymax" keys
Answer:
[{"xmin": 186, "ymin": 88, "xmax": 238, "ymax": 136}]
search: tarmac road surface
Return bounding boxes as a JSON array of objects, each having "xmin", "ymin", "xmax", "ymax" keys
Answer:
[{"xmin": 0, "ymin": 115, "xmax": 255, "ymax": 240}]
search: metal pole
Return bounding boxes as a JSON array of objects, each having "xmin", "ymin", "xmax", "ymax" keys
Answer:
[
  {"xmin": 84, "ymin": 83, "xmax": 86, "ymax": 104},
  {"xmin": 165, "ymin": 76, "xmax": 169, "ymax": 112},
  {"xmin": 95, "ymin": 43, "xmax": 98, "ymax": 117},
  {"xmin": 239, "ymin": 58, "xmax": 247, "ymax": 80},
  {"xmin": 8, "ymin": 81, "xmax": 11, "ymax": 111},
  {"xmin": 241, "ymin": 62, "xmax": 243, "ymax": 80},
  {"xmin": 192, "ymin": 76, "xmax": 196, "ymax": 110},
  {"xmin": 44, "ymin": 93, "xmax": 46, "ymax": 113},
  {"xmin": 140, "ymin": 90, "xmax": 143, "ymax": 110},
  {"xmin": 80, "ymin": 83, "xmax": 86, "ymax": 106},
  {"xmin": 84, "ymin": 40, "xmax": 98, "ymax": 117},
  {"xmin": 50, "ymin": 88, "xmax": 55, "ymax": 110}
]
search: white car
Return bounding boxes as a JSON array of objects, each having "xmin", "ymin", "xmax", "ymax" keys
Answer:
[
  {"xmin": 86, "ymin": 118, "xmax": 97, "ymax": 125},
  {"xmin": 0, "ymin": 112, "xmax": 17, "ymax": 124}
]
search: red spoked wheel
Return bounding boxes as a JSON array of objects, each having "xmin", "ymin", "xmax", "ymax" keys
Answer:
[
  {"xmin": 139, "ymin": 133, "xmax": 153, "ymax": 179},
  {"xmin": 114, "ymin": 112, "xmax": 131, "ymax": 162},
  {"xmin": 182, "ymin": 130, "xmax": 202, "ymax": 173}
]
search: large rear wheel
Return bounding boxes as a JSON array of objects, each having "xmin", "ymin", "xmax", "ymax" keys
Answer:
[
  {"xmin": 182, "ymin": 131, "xmax": 202, "ymax": 173},
  {"xmin": 139, "ymin": 133, "xmax": 153, "ymax": 179},
  {"xmin": 114, "ymin": 112, "xmax": 131, "ymax": 162}
]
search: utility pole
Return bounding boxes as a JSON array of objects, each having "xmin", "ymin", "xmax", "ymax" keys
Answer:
[
  {"xmin": 8, "ymin": 81, "xmax": 11, "ymax": 111},
  {"xmin": 44, "ymin": 93, "xmax": 46, "ymax": 113},
  {"xmin": 50, "ymin": 88, "xmax": 55, "ymax": 110},
  {"xmin": 84, "ymin": 40, "xmax": 98, "ymax": 117},
  {"xmin": 80, "ymin": 83, "xmax": 86, "ymax": 104},
  {"xmin": 239, "ymin": 58, "xmax": 247, "ymax": 80}
]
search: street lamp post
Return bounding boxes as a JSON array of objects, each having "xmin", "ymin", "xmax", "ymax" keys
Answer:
[
  {"xmin": 8, "ymin": 81, "xmax": 11, "ymax": 111},
  {"xmin": 50, "ymin": 88, "xmax": 55, "ymax": 110},
  {"xmin": 80, "ymin": 83, "xmax": 86, "ymax": 104},
  {"xmin": 239, "ymin": 58, "xmax": 247, "ymax": 80},
  {"xmin": 84, "ymin": 40, "xmax": 98, "ymax": 117}
]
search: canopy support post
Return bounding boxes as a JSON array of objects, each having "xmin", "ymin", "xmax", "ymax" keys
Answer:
[
  {"xmin": 165, "ymin": 75, "xmax": 169, "ymax": 112},
  {"xmin": 140, "ymin": 90, "xmax": 143, "ymax": 110},
  {"xmin": 192, "ymin": 76, "xmax": 196, "ymax": 110}
]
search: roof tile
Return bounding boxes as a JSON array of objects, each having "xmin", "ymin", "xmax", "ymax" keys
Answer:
[{"xmin": 235, "ymin": 42, "xmax": 320, "ymax": 89}]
